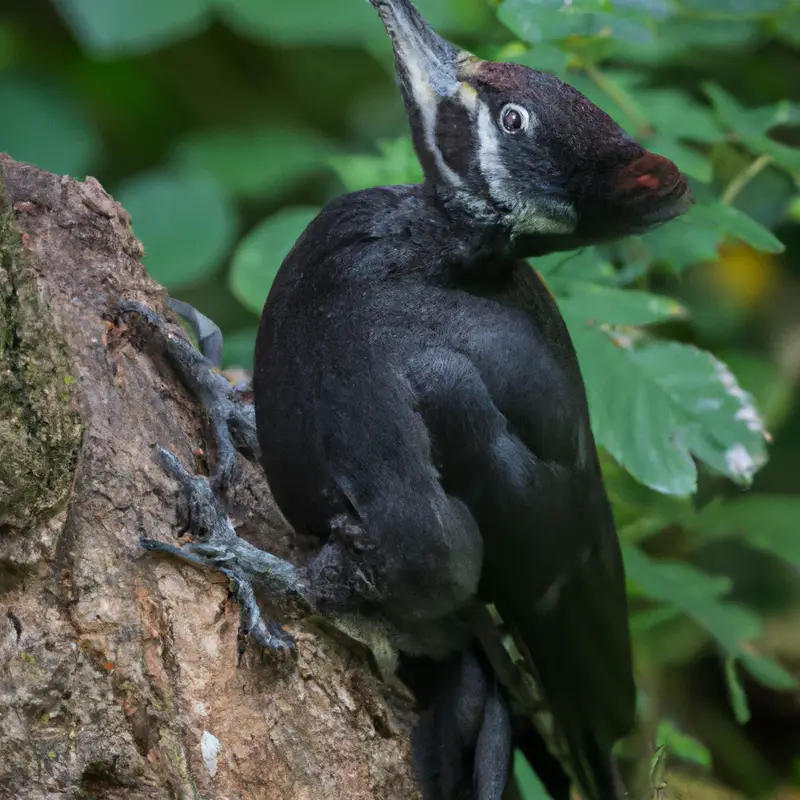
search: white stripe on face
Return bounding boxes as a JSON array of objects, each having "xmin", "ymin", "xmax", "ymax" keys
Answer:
[
  {"xmin": 476, "ymin": 100, "xmax": 576, "ymax": 235},
  {"xmin": 476, "ymin": 101, "xmax": 510, "ymax": 206},
  {"xmin": 394, "ymin": 40, "xmax": 464, "ymax": 187}
]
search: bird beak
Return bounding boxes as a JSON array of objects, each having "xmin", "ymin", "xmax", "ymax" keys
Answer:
[
  {"xmin": 369, "ymin": 0, "xmax": 476, "ymax": 183},
  {"xmin": 370, "ymin": 0, "xmax": 464, "ymax": 99}
]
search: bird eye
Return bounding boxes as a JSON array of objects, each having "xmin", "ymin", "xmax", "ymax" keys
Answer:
[{"xmin": 499, "ymin": 104, "xmax": 529, "ymax": 134}]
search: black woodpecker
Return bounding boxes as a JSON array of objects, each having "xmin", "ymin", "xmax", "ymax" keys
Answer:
[{"xmin": 117, "ymin": 1, "xmax": 692, "ymax": 798}]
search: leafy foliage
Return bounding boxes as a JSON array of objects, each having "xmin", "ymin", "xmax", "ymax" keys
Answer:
[
  {"xmin": 331, "ymin": 138, "xmax": 424, "ymax": 193},
  {"xmin": 0, "ymin": 76, "xmax": 100, "ymax": 176},
  {"xmin": 229, "ymin": 206, "xmax": 319, "ymax": 314},
  {"xmin": 57, "ymin": 0, "xmax": 209, "ymax": 56},
  {"xmin": 116, "ymin": 169, "xmax": 237, "ymax": 288},
  {"xmin": 691, "ymin": 495, "xmax": 800, "ymax": 570},
  {"xmin": 656, "ymin": 719, "xmax": 712, "ymax": 769},
  {"xmin": 568, "ymin": 331, "xmax": 769, "ymax": 495},
  {"xmin": 512, "ymin": 750, "xmax": 555, "ymax": 800},
  {"xmin": 625, "ymin": 546, "xmax": 793, "ymax": 690},
  {"xmin": 3, "ymin": 0, "xmax": 799, "ymax": 796},
  {"xmin": 174, "ymin": 126, "xmax": 335, "ymax": 200}
]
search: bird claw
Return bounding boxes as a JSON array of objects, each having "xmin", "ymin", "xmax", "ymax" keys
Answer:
[
  {"xmin": 112, "ymin": 299, "xmax": 259, "ymax": 489},
  {"xmin": 222, "ymin": 565, "xmax": 298, "ymax": 658},
  {"xmin": 143, "ymin": 531, "xmax": 297, "ymax": 660},
  {"xmin": 115, "ymin": 300, "xmax": 305, "ymax": 660},
  {"xmin": 141, "ymin": 445, "xmax": 304, "ymax": 661}
]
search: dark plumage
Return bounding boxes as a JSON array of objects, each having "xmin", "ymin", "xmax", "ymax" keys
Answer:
[
  {"xmin": 120, "ymin": 0, "xmax": 692, "ymax": 795},
  {"xmin": 245, "ymin": 2, "xmax": 692, "ymax": 798}
]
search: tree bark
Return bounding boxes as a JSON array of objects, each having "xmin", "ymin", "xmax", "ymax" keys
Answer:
[{"xmin": 0, "ymin": 155, "xmax": 419, "ymax": 800}]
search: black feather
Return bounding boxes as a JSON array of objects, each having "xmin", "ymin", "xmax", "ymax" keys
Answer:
[
  {"xmin": 253, "ymin": 4, "xmax": 689, "ymax": 797},
  {"xmin": 254, "ymin": 186, "xmax": 636, "ymax": 798}
]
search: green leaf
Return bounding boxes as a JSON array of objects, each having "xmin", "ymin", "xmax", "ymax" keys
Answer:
[
  {"xmin": 513, "ymin": 749, "xmax": 555, "ymax": 800},
  {"xmin": 567, "ymin": 326, "xmax": 697, "ymax": 495},
  {"xmin": 498, "ymin": 0, "xmax": 655, "ymax": 45},
  {"xmin": 566, "ymin": 326, "xmax": 768, "ymax": 494},
  {"xmin": 724, "ymin": 656, "xmax": 750, "ymax": 725},
  {"xmin": 682, "ymin": 0, "xmax": 790, "ymax": 18},
  {"xmin": 656, "ymin": 719, "xmax": 712, "ymax": 768},
  {"xmin": 762, "ymin": 99, "xmax": 800, "ymax": 129},
  {"xmin": 777, "ymin": 11, "xmax": 800, "ymax": 46},
  {"xmin": 57, "ymin": 0, "xmax": 209, "ymax": 55},
  {"xmin": 221, "ymin": 328, "xmax": 257, "ymax": 370},
  {"xmin": 629, "ymin": 606, "xmax": 683, "ymax": 634},
  {"xmin": 704, "ymin": 84, "xmax": 800, "ymax": 174},
  {"xmin": 0, "ymin": 76, "xmax": 100, "ymax": 176},
  {"xmin": 413, "ymin": 0, "xmax": 491, "ymax": 32},
  {"xmin": 229, "ymin": 207, "xmax": 319, "ymax": 315},
  {"xmin": 640, "ymin": 216, "xmax": 723, "ymax": 272},
  {"xmin": 638, "ymin": 90, "xmax": 724, "ymax": 144},
  {"xmin": 704, "ymin": 84, "xmax": 774, "ymax": 139},
  {"xmin": 624, "ymin": 548, "xmax": 758, "ymax": 652},
  {"xmin": 602, "ymin": 450, "xmax": 694, "ymax": 535},
  {"xmin": 217, "ymin": 0, "xmax": 480, "ymax": 44},
  {"xmin": 693, "ymin": 496, "xmax": 800, "ymax": 568},
  {"xmin": 117, "ymin": 170, "xmax": 237, "ymax": 289},
  {"xmin": 633, "ymin": 342, "xmax": 769, "ymax": 487},
  {"xmin": 614, "ymin": 18, "xmax": 761, "ymax": 66},
  {"xmin": 687, "ymin": 201, "xmax": 785, "ymax": 254},
  {"xmin": 718, "ymin": 352, "xmax": 795, "ymax": 431},
  {"xmin": 532, "ymin": 248, "xmax": 614, "ymax": 283},
  {"xmin": 504, "ymin": 43, "xmax": 570, "ymax": 79},
  {"xmin": 738, "ymin": 652, "xmax": 797, "ymax": 691},
  {"xmin": 330, "ymin": 137, "xmax": 424, "ymax": 193},
  {"xmin": 625, "ymin": 547, "xmax": 794, "ymax": 691},
  {"xmin": 746, "ymin": 136, "xmax": 800, "ymax": 175},
  {"xmin": 553, "ymin": 282, "xmax": 687, "ymax": 327},
  {"xmin": 174, "ymin": 126, "xmax": 335, "ymax": 200},
  {"xmin": 216, "ymin": 0, "xmax": 381, "ymax": 45},
  {"xmin": 615, "ymin": 0, "xmax": 673, "ymax": 17}
]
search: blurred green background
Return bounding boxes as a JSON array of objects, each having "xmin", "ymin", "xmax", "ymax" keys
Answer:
[{"xmin": 2, "ymin": 0, "xmax": 799, "ymax": 797}]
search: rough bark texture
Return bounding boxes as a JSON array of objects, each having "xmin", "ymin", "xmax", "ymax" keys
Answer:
[{"xmin": 0, "ymin": 155, "xmax": 419, "ymax": 800}]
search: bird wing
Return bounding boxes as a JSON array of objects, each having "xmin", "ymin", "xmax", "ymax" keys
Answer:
[
  {"xmin": 406, "ymin": 270, "xmax": 635, "ymax": 799},
  {"xmin": 477, "ymin": 447, "xmax": 634, "ymax": 800}
]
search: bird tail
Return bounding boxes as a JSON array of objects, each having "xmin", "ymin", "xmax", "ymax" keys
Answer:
[
  {"xmin": 403, "ymin": 647, "xmax": 513, "ymax": 800},
  {"xmin": 467, "ymin": 602, "xmax": 629, "ymax": 800},
  {"xmin": 403, "ymin": 636, "xmax": 627, "ymax": 800}
]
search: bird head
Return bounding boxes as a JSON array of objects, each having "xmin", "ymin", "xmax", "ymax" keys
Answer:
[{"xmin": 369, "ymin": 0, "xmax": 693, "ymax": 255}]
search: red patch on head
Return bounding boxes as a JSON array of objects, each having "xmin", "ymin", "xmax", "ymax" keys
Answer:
[
  {"xmin": 617, "ymin": 152, "xmax": 680, "ymax": 196},
  {"xmin": 635, "ymin": 173, "xmax": 661, "ymax": 190}
]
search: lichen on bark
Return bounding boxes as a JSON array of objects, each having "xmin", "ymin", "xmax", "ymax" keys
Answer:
[{"xmin": 0, "ymin": 188, "xmax": 82, "ymax": 533}]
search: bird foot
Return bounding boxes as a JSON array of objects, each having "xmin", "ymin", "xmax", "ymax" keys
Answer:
[
  {"xmin": 143, "ymin": 444, "xmax": 309, "ymax": 657},
  {"xmin": 117, "ymin": 299, "xmax": 401, "ymax": 674},
  {"xmin": 113, "ymin": 299, "xmax": 259, "ymax": 489}
]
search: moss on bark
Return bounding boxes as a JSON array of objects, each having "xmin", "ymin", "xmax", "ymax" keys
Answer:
[{"xmin": 0, "ymin": 182, "xmax": 82, "ymax": 532}]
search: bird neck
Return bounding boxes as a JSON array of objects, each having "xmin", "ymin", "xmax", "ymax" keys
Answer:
[
  {"xmin": 416, "ymin": 183, "xmax": 515, "ymax": 283},
  {"xmin": 421, "ymin": 183, "xmax": 581, "ymax": 271}
]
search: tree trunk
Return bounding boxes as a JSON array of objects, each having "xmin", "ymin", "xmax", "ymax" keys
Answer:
[{"xmin": 0, "ymin": 155, "xmax": 419, "ymax": 800}]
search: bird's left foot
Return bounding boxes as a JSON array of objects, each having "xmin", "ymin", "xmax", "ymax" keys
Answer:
[
  {"xmin": 142, "ymin": 445, "xmax": 308, "ymax": 657},
  {"xmin": 112, "ymin": 299, "xmax": 258, "ymax": 489}
]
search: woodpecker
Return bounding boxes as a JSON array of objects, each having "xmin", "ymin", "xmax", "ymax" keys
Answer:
[{"xmin": 120, "ymin": 1, "xmax": 691, "ymax": 798}]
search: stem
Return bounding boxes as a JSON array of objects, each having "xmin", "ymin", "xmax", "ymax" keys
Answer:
[
  {"xmin": 721, "ymin": 153, "xmax": 773, "ymax": 205},
  {"xmin": 586, "ymin": 66, "xmax": 653, "ymax": 138}
]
